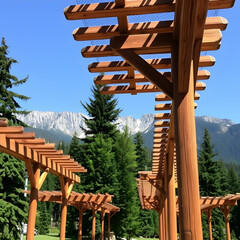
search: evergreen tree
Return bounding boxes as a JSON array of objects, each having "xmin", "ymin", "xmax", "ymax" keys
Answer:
[
  {"xmin": 0, "ymin": 38, "xmax": 29, "ymax": 239},
  {"xmin": 227, "ymin": 164, "xmax": 240, "ymax": 238},
  {"xmin": 113, "ymin": 128, "xmax": 140, "ymax": 239},
  {"xmin": 198, "ymin": 129, "xmax": 225, "ymax": 239},
  {"xmin": 133, "ymin": 132, "xmax": 157, "ymax": 237},
  {"xmin": 0, "ymin": 153, "xmax": 28, "ymax": 239},
  {"xmin": 134, "ymin": 132, "xmax": 150, "ymax": 173},
  {"xmin": 81, "ymin": 85, "xmax": 121, "ymax": 141},
  {"xmin": 0, "ymin": 37, "xmax": 30, "ymax": 126},
  {"xmin": 37, "ymin": 174, "xmax": 54, "ymax": 235}
]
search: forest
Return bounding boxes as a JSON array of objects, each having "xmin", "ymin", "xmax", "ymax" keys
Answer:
[{"xmin": 0, "ymin": 38, "xmax": 240, "ymax": 240}]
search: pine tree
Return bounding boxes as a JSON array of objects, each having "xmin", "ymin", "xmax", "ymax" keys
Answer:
[
  {"xmin": 81, "ymin": 85, "xmax": 121, "ymax": 141},
  {"xmin": 134, "ymin": 132, "xmax": 150, "ymax": 173},
  {"xmin": 37, "ymin": 174, "xmax": 54, "ymax": 235},
  {"xmin": 113, "ymin": 128, "xmax": 140, "ymax": 239},
  {"xmin": 0, "ymin": 153, "xmax": 28, "ymax": 239},
  {"xmin": 0, "ymin": 38, "xmax": 29, "ymax": 239},
  {"xmin": 198, "ymin": 129, "xmax": 220, "ymax": 196},
  {"xmin": 0, "ymin": 37, "xmax": 30, "ymax": 126},
  {"xmin": 227, "ymin": 164, "xmax": 240, "ymax": 238},
  {"xmin": 198, "ymin": 129, "xmax": 225, "ymax": 239}
]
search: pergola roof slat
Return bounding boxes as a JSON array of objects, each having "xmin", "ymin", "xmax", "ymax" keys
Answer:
[
  {"xmin": 64, "ymin": 0, "xmax": 234, "ymax": 20},
  {"xmin": 74, "ymin": 17, "xmax": 227, "ymax": 41}
]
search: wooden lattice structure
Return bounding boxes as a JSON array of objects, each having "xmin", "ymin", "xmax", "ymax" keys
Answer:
[
  {"xmin": 0, "ymin": 119, "xmax": 120, "ymax": 240},
  {"xmin": 24, "ymin": 191, "xmax": 119, "ymax": 240},
  {"xmin": 0, "ymin": 119, "xmax": 87, "ymax": 239},
  {"xmin": 63, "ymin": 0, "xmax": 236, "ymax": 239},
  {"xmin": 138, "ymin": 178, "xmax": 240, "ymax": 240}
]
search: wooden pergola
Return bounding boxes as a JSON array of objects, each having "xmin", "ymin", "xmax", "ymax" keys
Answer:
[
  {"xmin": 63, "ymin": 0, "xmax": 235, "ymax": 239},
  {"xmin": 0, "ymin": 119, "xmax": 86, "ymax": 240},
  {"xmin": 137, "ymin": 178, "xmax": 240, "ymax": 240},
  {"xmin": 24, "ymin": 190, "xmax": 120, "ymax": 240}
]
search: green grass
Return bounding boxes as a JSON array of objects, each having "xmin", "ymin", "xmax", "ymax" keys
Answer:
[{"xmin": 23, "ymin": 233, "xmax": 72, "ymax": 240}]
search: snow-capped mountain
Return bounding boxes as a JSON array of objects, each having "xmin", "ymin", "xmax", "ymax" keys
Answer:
[{"xmin": 16, "ymin": 111, "xmax": 155, "ymax": 138}]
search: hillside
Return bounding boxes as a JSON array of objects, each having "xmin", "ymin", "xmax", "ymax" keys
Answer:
[{"xmin": 17, "ymin": 111, "xmax": 240, "ymax": 163}]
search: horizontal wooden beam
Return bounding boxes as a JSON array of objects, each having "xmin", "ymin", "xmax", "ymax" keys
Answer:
[
  {"xmin": 94, "ymin": 70, "xmax": 210, "ymax": 85},
  {"xmin": 82, "ymin": 30, "xmax": 221, "ymax": 58},
  {"xmin": 73, "ymin": 17, "xmax": 227, "ymax": 41},
  {"xmin": 64, "ymin": 0, "xmax": 234, "ymax": 20},
  {"xmin": 154, "ymin": 121, "xmax": 170, "ymax": 128},
  {"xmin": 155, "ymin": 92, "xmax": 200, "ymax": 101},
  {"xmin": 89, "ymin": 56, "xmax": 215, "ymax": 73},
  {"xmin": 154, "ymin": 113, "xmax": 171, "ymax": 120}
]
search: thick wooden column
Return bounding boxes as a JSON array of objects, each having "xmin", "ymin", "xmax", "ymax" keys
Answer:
[
  {"xmin": 225, "ymin": 213, "xmax": 231, "ymax": 240},
  {"xmin": 206, "ymin": 210, "xmax": 213, "ymax": 240},
  {"xmin": 101, "ymin": 209, "xmax": 106, "ymax": 240},
  {"xmin": 159, "ymin": 209, "xmax": 163, "ymax": 240},
  {"xmin": 78, "ymin": 208, "xmax": 84, "ymax": 240},
  {"xmin": 172, "ymin": 57, "xmax": 203, "ymax": 239},
  {"xmin": 26, "ymin": 163, "xmax": 40, "ymax": 240},
  {"xmin": 167, "ymin": 157, "xmax": 177, "ymax": 240},
  {"xmin": 108, "ymin": 213, "xmax": 111, "ymax": 240},
  {"xmin": 60, "ymin": 177, "xmax": 70, "ymax": 240},
  {"xmin": 164, "ymin": 201, "xmax": 168, "ymax": 240},
  {"xmin": 92, "ymin": 211, "xmax": 96, "ymax": 240}
]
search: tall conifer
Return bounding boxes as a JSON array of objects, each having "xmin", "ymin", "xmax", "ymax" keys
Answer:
[
  {"xmin": 198, "ymin": 129, "xmax": 225, "ymax": 239},
  {"xmin": 134, "ymin": 132, "xmax": 150, "ymax": 173},
  {"xmin": 0, "ymin": 38, "xmax": 30, "ymax": 126},
  {"xmin": 113, "ymin": 128, "xmax": 140, "ymax": 239},
  {"xmin": 0, "ymin": 38, "xmax": 29, "ymax": 239},
  {"xmin": 81, "ymin": 85, "xmax": 121, "ymax": 141}
]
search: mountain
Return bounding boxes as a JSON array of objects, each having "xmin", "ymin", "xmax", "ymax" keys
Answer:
[
  {"xmin": 17, "ymin": 111, "xmax": 240, "ymax": 163},
  {"xmin": 16, "ymin": 111, "xmax": 154, "ymax": 138}
]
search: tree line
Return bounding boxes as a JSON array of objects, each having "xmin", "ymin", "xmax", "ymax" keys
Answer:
[{"xmin": 0, "ymin": 38, "xmax": 240, "ymax": 240}]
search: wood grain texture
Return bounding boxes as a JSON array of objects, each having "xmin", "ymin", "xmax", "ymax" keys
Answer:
[
  {"xmin": 89, "ymin": 56, "xmax": 214, "ymax": 73},
  {"xmin": 73, "ymin": 17, "xmax": 227, "ymax": 41},
  {"xmin": 64, "ymin": 0, "xmax": 234, "ymax": 20}
]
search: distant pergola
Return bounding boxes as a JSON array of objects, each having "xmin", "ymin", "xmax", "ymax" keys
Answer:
[
  {"xmin": 24, "ymin": 191, "xmax": 120, "ymax": 240},
  {"xmin": 137, "ymin": 177, "xmax": 240, "ymax": 240},
  {"xmin": 0, "ymin": 119, "xmax": 120, "ymax": 240},
  {"xmin": 63, "ymin": 0, "xmax": 236, "ymax": 239}
]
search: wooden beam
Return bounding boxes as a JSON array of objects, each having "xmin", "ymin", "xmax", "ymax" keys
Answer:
[
  {"xmin": 39, "ymin": 168, "xmax": 49, "ymax": 189},
  {"xmin": 94, "ymin": 70, "xmax": 209, "ymax": 85},
  {"xmin": 82, "ymin": 29, "xmax": 221, "ymax": 58},
  {"xmin": 155, "ymin": 113, "xmax": 171, "ymax": 120},
  {"xmin": 73, "ymin": 17, "xmax": 227, "ymax": 41},
  {"xmin": 64, "ymin": 0, "xmax": 234, "ymax": 20},
  {"xmin": 112, "ymin": 49, "xmax": 173, "ymax": 98},
  {"xmin": 89, "ymin": 56, "xmax": 215, "ymax": 73},
  {"xmin": 155, "ymin": 92, "xmax": 200, "ymax": 101}
]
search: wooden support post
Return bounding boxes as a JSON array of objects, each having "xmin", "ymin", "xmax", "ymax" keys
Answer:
[
  {"xmin": 101, "ymin": 209, "xmax": 106, "ymax": 240},
  {"xmin": 225, "ymin": 212, "xmax": 231, "ymax": 240},
  {"xmin": 59, "ymin": 177, "xmax": 70, "ymax": 240},
  {"xmin": 172, "ymin": 52, "xmax": 203, "ymax": 240},
  {"xmin": 78, "ymin": 209, "xmax": 84, "ymax": 240},
  {"xmin": 108, "ymin": 213, "xmax": 111, "ymax": 240},
  {"xmin": 26, "ymin": 163, "xmax": 40, "ymax": 240},
  {"xmin": 159, "ymin": 210, "xmax": 163, "ymax": 240},
  {"xmin": 166, "ymin": 156, "xmax": 177, "ymax": 240},
  {"xmin": 92, "ymin": 211, "xmax": 96, "ymax": 240},
  {"xmin": 206, "ymin": 210, "xmax": 213, "ymax": 240},
  {"xmin": 164, "ymin": 201, "xmax": 168, "ymax": 240},
  {"xmin": 223, "ymin": 206, "xmax": 232, "ymax": 240}
]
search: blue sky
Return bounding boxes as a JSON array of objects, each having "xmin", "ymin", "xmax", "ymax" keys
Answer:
[{"xmin": 1, "ymin": 0, "xmax": 240, "ymax": 123}]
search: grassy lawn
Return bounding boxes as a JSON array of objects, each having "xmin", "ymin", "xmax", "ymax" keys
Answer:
[{"xmin": 23, "ymin": 233, "xmax": 72, "ymax": 240}]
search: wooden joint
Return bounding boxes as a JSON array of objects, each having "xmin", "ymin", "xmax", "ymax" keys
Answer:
[
  {"xmin": 67, "ymin": 181, "xmax": 74, "ymax": 199},
  {"xmin": 39, "ymin": 167, "xmax": 49, "ymax": 189}
]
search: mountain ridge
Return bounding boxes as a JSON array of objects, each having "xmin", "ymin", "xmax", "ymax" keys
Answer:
[{"xmin": 16, "ymin": 111, "xmax": 240, "ymax": 163}]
